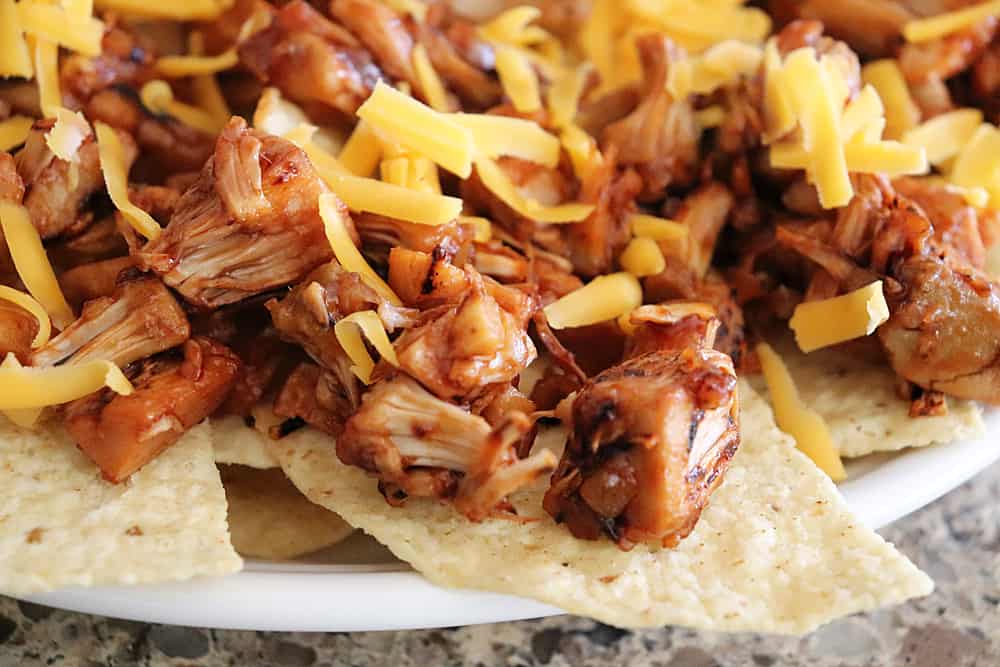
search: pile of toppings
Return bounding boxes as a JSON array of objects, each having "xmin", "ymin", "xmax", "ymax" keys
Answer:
[{"xmin": 0, "ymin": 0, "xmax": 999, "ymax": 553}]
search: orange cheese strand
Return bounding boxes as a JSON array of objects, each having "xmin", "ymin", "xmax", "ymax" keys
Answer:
[
  {"xmin": 0, "ymin": 116, "xmax": 34, "ymax": 152},
  {"xmin": 334, "ymin": 311, "xmax": 400, "ymax": 384},
  {"xmin": 756, "ymin": 342, "xmax": 846, "ymax": 481},
  {"xmin": 94, "ymin": 122, "xmax": 163, "ymax": 241},
  {"xmin": 318, "ymin": 193, "xmax": 401, "ymax": 305},
  {"xmin": 0, "ymin": 0, "xmax": 33, "ymax": 78},
  {"xmin": 0, "ymin": 286, "xmax": 51, "ymax": 348},
  {"xmin": 0, "ymin": 203, "xmax": 75, "ymax": 330},
  {"xmin": 0, "ymin": 353, "xmax": 134, "ymax": 410}
]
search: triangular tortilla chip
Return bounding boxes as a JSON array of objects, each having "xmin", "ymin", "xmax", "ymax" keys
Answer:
[
  {"xmin": 269, "ymin": 382, "xmax": 932, "ymax": 634},
  {"xmin": 212, "ymin": 415, "xmax": 279, "ymax": 468},
  {"xmin": 751, "ymin": 339, "xmax": 984, "ymax": 458},
  {"xmin": 0, "ymin": 418, "xmax": 241, "ymax": 595},
  {"xmin": 221, "ymin": 464, "xmax": 354, "ymax": 560}
]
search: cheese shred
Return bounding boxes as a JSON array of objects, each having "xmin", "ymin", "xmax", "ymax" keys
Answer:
[
  {"xmin": 861, "ymin": 60, "xmax": 920, "ymax": 141},
  {"xmin": 903, "ymin": 0, "xmax": 1000, "ymax": 43},
  {"xmin": 451, "ymin": 113, "xmax": 560, "ymax": 167},
  {"xmin": 0, "ymin": 286, "xmax": 51, "ymax": 348},
  {"xmin": 474, "ymin": 158, "xmax": 594, "ymax": 223},
  {"xmin": 17, "ymin": 2, "xmax": 104, "ymax": 57},
  {"xmin": 94, "ymin": 122, "xmax": 163, "ymax": 241},
  {"xmin": 334, "ymin": 311, "xmax": 400, "ymax": 384},
  {"xmin": 140, "ymin": 80, "xmax": 224, "ymax": 134},
  {"xmin": 357, "ymin": 81, "xmax": 474, "ymax": 178},
  {"xmin": 756, "ymin": 342, "xmax": 847, "ymax": 482},
  {"xmin": 318, "ymin": 193, "xmax": 401, "ymax": 305},
  {"xmin": 619, "ymin": 237, "xmax": 666, "ymax": 277},
  {"xmin": 789, "ymin": 281, "xmax": 890, "ymax": 353},
  {"xmin": 544, "ymin": 272, "xmax": 642, "ymax": 329},
  {"xmin": 0, "ymin": 116, "xmax": 34, "ymax": 152},
  {"xmin": 324, "ymin": 172, "xmax": 461, "ymax": 226},
  {"xmin": 412, "ymin": 44, "xmax": 452, "ymax": 112},
  {"xmin": 494, "ymin": 45, "xmax": 543, "ymax": 113},
  {"xmin": 93, "ymin": 0, "xmax": 233, "ymax": 20},
  {"xmin": 0, "ymin": 352, "xmax": 134, "ymax": 410},
  {"xmin": 903, "ymin": 109, "xmax": 983, "ymax": 166},
  {"xmin": 0, "ymin": 0, "xmax": 32, "ymax": 78},
  {"xmin": 0, "ymin": 202, "xmax": 75, "ymax": 330}
]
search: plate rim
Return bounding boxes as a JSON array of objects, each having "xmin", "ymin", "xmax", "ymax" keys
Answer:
[{"xmin": 19, "ymin": 410, "xmax": 1000, "ymax": 632}]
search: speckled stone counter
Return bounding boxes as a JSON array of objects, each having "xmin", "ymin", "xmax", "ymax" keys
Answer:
[{"xmin": 1, "ymin": 460, "xmax": 998, "ymax": 667}]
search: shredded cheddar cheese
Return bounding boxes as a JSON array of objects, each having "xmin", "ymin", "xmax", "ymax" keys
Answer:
[
  {"xmin": 44, "ymin": 109, "xmax": 91, "ymax": 163},
  {"xmin": 560, "ymin": 123, "xmax": 602, "ymax": 175},
  {"xmin": 93, "ymin": 0, "xmax": 233, "ymax": 20},
  {"xmin": 357, "ymin": 81, "xmax": 474, "ymax": 178},
  {"xmin": 949, "ymin": 122, "xmax": 1000, "ymax": 208},
  {"xmin": 861, "ymin": 60, "xmax": 920, "ymax": 141},
  {"xmin": 32, "ymin": 38, "xmax": 61, "ymax": 118},
  {"xmin": 156, "ymin": 50, "xmax": 239, "ymax": 78},
  {"xmin": 667, "ymin": 40, "xmax": 763, "ymax": 100},
  {"xmin": 903, "ymin": 0, "xmax": 1000, "ymax": 43},
  {"xmin": 626, "ymin": 0, "xmax": 771, "ymax": 53},
  {"xmin": 17, "ymin": 2, "xmax": 103, "ymax": 57},
  {"xmin": 324, "ymin": 172, "xmax": 460, "ymax": 226},
  {"xmin": 619, "ymin": 237, "xmax": 666, "ymax": 277},
  {"xmin": 474, "ymin": 157, "xmax": 594, "ymax": 223},
  {"xmin": 0, "ymin": 202, "xmax": 75, "ymax": 330},
  {"xmin": 494, "ymin": 45, "xmax": 543, "ymax": 113},
  {"xmin": 779, "ymin": 49, "xmax": 852, "ymax": 208},
  {"xmin": 547, "ymin": 65, "xmax": 590, "ymax": 129},
  {"xmin": 334, "ymin": 311, "xmax": 400, "ymax": 384},
  {"xmin": 140, "ymin": 80, "xmax": 223, "ymax": 134},
  {"xmin": 156, "ymin": 9, "xmax": 267, "ymax": 78},
  {"xmin": 559, "ymin": 123, "xmax": 603, "ymax": 181},
  {"xmin": 0, "ymin": 354, "xmax": 41, "ymax": 428},
  {"xmin": 770, "ymin": 137, "xmax": 928, "ymax": 176},
  {"xmin": 580, "ymin": 0, "xmax": 634, "ymax": 94},
  {"xmin": 0, "ymin": 352, "xmax": 134, "ymax": 410},
  {"xmin": 789, "ymin": 282, "xmax": 890, "ymax": 353},
  {"xmin": 756, "ymin": 342, "xmax": 847, "ymax": 481},
  {"xmin": 544, "ymin": 272, "xmax": 643, "ymax": 329},
  {"xmin": 478, "ymin": 6, "xmax": 542, "ymax": 44},
  {"xmin": 0, "ymin": 0, "xmax": 32, "ymax": 78},
  {"xmin": 0, "ymin": 286, "xmax": 51, "ymax": 348},
  {"xmin": 762, "ymin": 40, "xmax": 795, "ymax": 142},
  {"xmin": 767, "ymin": 48, "xmax": 927, "ymax": 207},
  {"xmin": 903, "ymin": 109, "xmax": 984, "ymax": 166},
  {"xmin": 411, "ymin": 44, "xmax": 451, "ymax": 112},
  {"xmin": 840, "ymin": 86, "xmax": 884, "ymax": 141},
  {"xmin": 630, "ymin": 214, "xmax": 688, "ymax": 242},
  {"xmin": 0, "ymin": 116, "xmax": 34, "ymax": 152},
  {"xmin": 188, "ymin": 32, "xmax": 232, "ymax": 130},
  {"xmin": 451, "ymin": 113, "xmax": 560, "ymax": 167},
  {"xmin": 94, "ymin": 122, "xmax": 162, "ymax": 241},
  {"xmin": 318, "ymin": 193, "xmax": 401, "ymax": 306}
]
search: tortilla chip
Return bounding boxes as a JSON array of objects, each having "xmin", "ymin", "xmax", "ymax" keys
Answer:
[
  {"xmin": 269, "ymin": 382, "xmax": 932, "ymax": 634},
  {"xmin": 750, "ymin": 339, "xmax": 984, "ymax": 458},
  {"xmin": 220, "ymin": 464, "xmax": 354, "ymax": 560},
  {"xmin": 212, "ymin": 414, "xmax": 279, "ymax": 468},
  {"xmin": 0, "ymin": 418, "xmax": 241, "ymax": 595}
]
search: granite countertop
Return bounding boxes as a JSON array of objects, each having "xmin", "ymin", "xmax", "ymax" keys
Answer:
[{"xmin": 1, "ymin": 462, "xmax": 997, "ymax": 667}]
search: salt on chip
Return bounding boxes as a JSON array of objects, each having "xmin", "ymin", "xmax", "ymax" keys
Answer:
[
  {"xmin": 220, "ymin": 464, "xmax": 354, "ymax": 560},
  {"xmin": 750, "ymin": 338, "xmax": 984, "ymax": 458},
  {"xmin": 212, "ymin": 414, "xmax": 279, "ymax": 469},
  {"xmin": 269, "ymin": 382, "xmax": 932, "ymax": 634},
  {"xmin": 0, "ymin": 418, "xmax": 241, "ymax": 595}
]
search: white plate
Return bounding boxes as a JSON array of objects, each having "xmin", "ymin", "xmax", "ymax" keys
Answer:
[{"xmin": 20, "ymin": 410, "xmax": 1000, "ymax": 632}]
